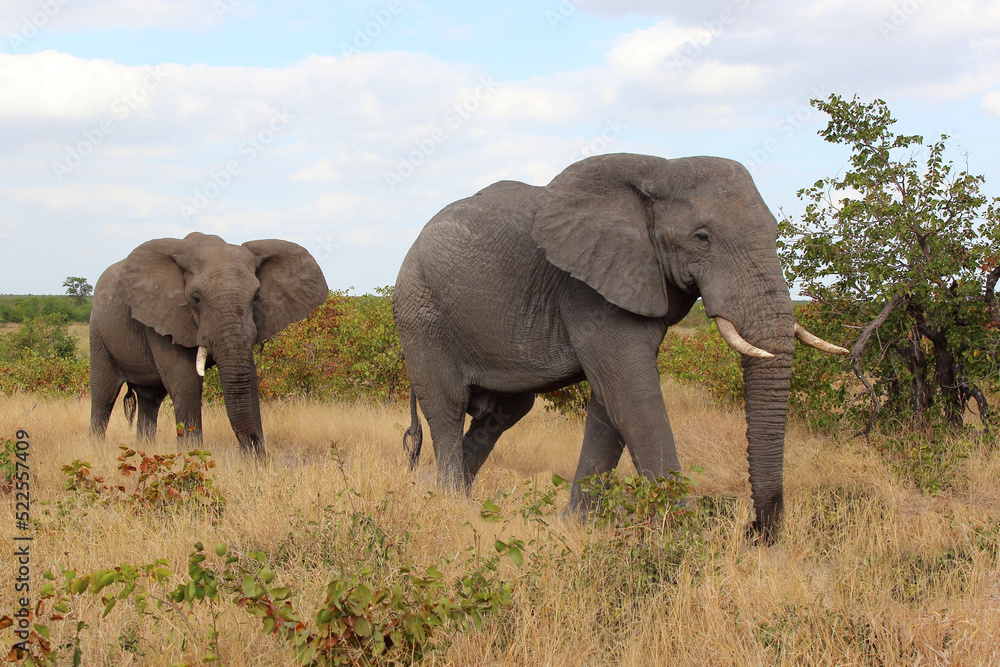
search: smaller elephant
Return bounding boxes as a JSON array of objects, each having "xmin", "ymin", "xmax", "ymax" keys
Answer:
[{"xmin": 89, "ymin": 232, "xmax": 328, "ymax": 455}]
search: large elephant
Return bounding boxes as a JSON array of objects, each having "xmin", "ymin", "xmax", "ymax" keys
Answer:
[
  {"xmin": 394, "ymin": 153, "xmax": 845, "ymax": 540},
  {"xmin": 89, "ymin": 232, "xmax": 328, "ymax": 456}
]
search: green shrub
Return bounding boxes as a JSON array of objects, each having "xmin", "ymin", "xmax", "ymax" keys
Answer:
[
  {"xmin": 659, "ymin": 328, "xmax": 743, "ymax": 406},
  {"xmin": 61, "ymin": 446, "xmax": 225, "ymax": 515},
  {"xmin": 540, "ymin": 381, "xmax": 591, "ymax": 419},
  {"xmin": 0, "ymin": 315, "xmax": 79, "ymax": 360},
  {"xmin": 0, "ymin": 316, "xmax": 88, "ymax": 396},
  {"xmin": 0, "ymin": 295, "xmax": 91, "ymax": 323},
  {"xmin": 205, "ymin": 288, "xmax": 408, "ymax": 404}
]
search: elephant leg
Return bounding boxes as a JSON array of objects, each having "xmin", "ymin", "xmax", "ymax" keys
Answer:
[
  {"xmin": 577, "ymin": 351, "xmax": 682, "ymax": 487},
  {"xmin": 462, "ymin": 391, "xmax": 535, "ymax": 488},
  {"xmin": 149, "ymin": 338, "xmax": 204, "ymax": 446},
  {"xmin": 89, "ymin": 336, "xmax": 123, "ymax": 438},
  {"xmin": 132, "ymin": 386, "xmax": 167, "ymax": 442},
  {"xmin": 567, "ymin": 396, "xmax": 626, "ymax": 516},
  {"xmin": 166, "ymin": 380, "xmax": 204, "ymax": 446},
  {"xmin": 413, "ymin": 379, "xmax": 470, "ymax": 491}
]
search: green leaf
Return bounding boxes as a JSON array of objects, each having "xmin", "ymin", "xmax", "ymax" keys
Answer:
[
  {"xmin": 507, "ymin": 544, "xmax": 524, "ymax": 567},
  {"xmin": 70, "ymin": 575, "xmax": 90, "ymax": 595},
  {"xmin": 271, "ymin": 586, "xmax": 292, "ymax": 600},
  {"xmin": 354, "ymin": 617, "xmax": 372, "ymax": 637}
]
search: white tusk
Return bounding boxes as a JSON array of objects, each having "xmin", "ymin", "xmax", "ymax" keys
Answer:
[
  {"xmin": 714, "ymin": 318, "xmax": 774, "ymax": 359},
  {"xmin": 795, "ymin": 323, "xmax": 849, "ymax": 355},
  {"xmin": 196, "ymin": 346, "xmax": 208, "ymax": 377}
]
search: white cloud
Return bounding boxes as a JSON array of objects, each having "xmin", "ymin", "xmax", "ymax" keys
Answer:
[
  {"xmin": 4, "ymin": 183, "xmax": 171, "ymax": 218},
  {"xmin": 290, "ymin": 159, "xmax": 341, "ymax": 184},
  {"xmin": 484, "ymin": 85, "xmax": 582, "ymax": 123},
  {"xmin": 3, "ymin": 3, "xmax": 1000, "ymax": 295},
  {"xmin": 605, "ymin": 19, "xmax": 704, "ymax": 79},
  {"xmin": 980, "ymin": 90, "xmax": 1000, "ymax": 116},
  {"xmin": 0, "ymin": 0, "xmax": 254, "ymax": 34},
  {"xmin": 344, "ymin": 225, "xmax": 382, "ymax": 247},
  {"xmin": 0, "ymin": 51, "xmax": 150, "ymax": 120},
  {"xmin": 99, "ymin": 222, "xmax": 196, "ymax": 240}
]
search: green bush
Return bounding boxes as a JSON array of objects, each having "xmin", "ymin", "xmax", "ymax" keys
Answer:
[
  {"xmin": 203, "ymin": 288, "xmax": 408, "ymax": 404},
  {"xmin": 659, "ymin": 328, "xmax": 743, "ymax": 406},
  {"xmin": 0, "ymin": 316, "xmax": 88, "ymax": 396},
  {"xmin": 0, "ymin": 295, "xmax": 91, "ymax": 323}
]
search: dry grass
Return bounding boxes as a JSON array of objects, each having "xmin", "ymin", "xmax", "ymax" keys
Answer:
[{"xmin": 1, "ymin": 382, "xmax": 999, "ymax": 665}]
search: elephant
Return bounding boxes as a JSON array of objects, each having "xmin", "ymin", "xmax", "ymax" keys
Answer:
[
  {"xmin": 393, "ymin": 153, "xmax": 846, "ymax": 541},
  {"xmin": 89, "ymin": 232, "xmax": 328, "ymax": 456}
]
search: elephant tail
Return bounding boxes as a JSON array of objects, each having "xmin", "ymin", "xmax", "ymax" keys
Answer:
[
  {"xmin": 403, "ymin": 390, "xmax": 423, "ymax": 470},
  {"xmin": 122, "ymin": 384, "xmax": 137, "ymax": 427}
]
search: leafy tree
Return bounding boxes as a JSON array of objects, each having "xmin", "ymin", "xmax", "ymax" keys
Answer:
[
  {"xmin": 63, "ymin": 276, "xmax": 93, "ymax": 305},
  {"xmin": 0, "ymin": 315, "xmax": 79, "ymax": 360},
  {"xmin": 778, "ymin": 94, "xmax": 1000, "ymax": 433}
]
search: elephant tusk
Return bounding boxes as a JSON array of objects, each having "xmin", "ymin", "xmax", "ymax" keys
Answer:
[
  {"xmin": 196, "ymin": 346, "xmax": 208, "ymax": 377},
  {"xmin": 714, "ymin": 318, "xmax": 774, "ymax": 359},
  {"xmin": 795, "ymin": 323, "xmax": 849, "ymax": 355}
]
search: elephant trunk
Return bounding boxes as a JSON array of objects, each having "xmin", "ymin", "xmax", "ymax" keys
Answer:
[
  {"xmin": 741, "ymin": 332, "xmax": 793, "ymax": 543},
  {"xmin": 213, "ymin": 344, "xmax": 265, "ymax": 457}
]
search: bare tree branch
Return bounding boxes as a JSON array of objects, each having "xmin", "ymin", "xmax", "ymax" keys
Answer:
[
  {"xmin": 985, "ymin": 266, "xmax": 1000, "ymax": 325},
  {"xmin": 851, "ymin": 294, "xmax": 905, "ymax": 438},
  {"xmin": 961, "ymin": 378, "xmax": 991, "ymax": 425}
]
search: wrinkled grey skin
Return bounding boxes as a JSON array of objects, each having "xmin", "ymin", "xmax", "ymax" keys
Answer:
[
  {"xmin": 89, "ymin": 232, "xmax": 328, "ymax": 456},
  {"xmin": 394, "ymin": 154, "xmax": 795, "ymax": 541}
]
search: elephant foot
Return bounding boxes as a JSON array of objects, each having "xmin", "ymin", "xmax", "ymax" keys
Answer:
[
  {"xmin": 744, "ymin": 518, "xmax": 779, "ymax": 546},
  {"xmin": 238, "ymin": 435, "xmax": 268, "ymax": 460}
]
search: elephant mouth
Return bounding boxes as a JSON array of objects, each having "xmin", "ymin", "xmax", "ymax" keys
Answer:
[{"xmin": 713, "ymin": 317, "xmax": 848, "ymax": 358}]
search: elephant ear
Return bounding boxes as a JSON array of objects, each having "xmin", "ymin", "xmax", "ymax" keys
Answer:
[
  {"xmin": 532, "ymin": 153, "xmax": 670, "ymax": 317},
  {"xmin": 119, "ymin": 238, "xmax": 199, "ymax": 347},
  {"xmin": 243, "ymin": 240, "xmax": 329, "ymax": 342}
]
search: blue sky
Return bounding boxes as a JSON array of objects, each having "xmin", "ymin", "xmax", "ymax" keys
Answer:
[{"xmin": 1, "ymin": 0, "xmax": 998, "ymax": 295}]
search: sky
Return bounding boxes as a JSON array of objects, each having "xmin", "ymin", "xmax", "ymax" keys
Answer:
[{"xmin": 1, "ymin": 0, "xmax": 998, "ymax": 296}]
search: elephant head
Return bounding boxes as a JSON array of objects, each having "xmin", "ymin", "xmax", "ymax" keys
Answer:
[
  {"xmin": 118, "ymin": 232, "xmax": 328, "ymax": 454},
  {"xmin": 532, "ymin": 154, "xmax": 845, "ymax": 539}
]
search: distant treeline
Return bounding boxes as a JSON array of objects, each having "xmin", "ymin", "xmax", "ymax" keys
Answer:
[{"xmin": 0, "ymin": 295, "xmax": 92, "ymax": 323}]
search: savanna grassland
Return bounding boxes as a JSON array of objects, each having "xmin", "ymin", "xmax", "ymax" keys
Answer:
[
  {"xmin": 1, "ymin": 379, "xmax": 999, "ymax": 665},
  {"xmin": 1, "ymin": 293, "xmax": 1000, "ymax": 665}
]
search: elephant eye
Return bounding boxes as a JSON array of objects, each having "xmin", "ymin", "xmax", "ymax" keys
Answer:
[
  {"xmin": 191, "ymin": 292, "xmax": 201, "ymax": 306},
  {"xmin": 693, "ymin": 230, "xmax": 711, "ymax": 245}
]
